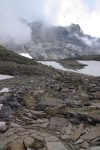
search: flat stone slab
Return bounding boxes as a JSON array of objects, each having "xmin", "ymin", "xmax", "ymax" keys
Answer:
[
  {"xmin": 89, "ymin": 146, "xmax": 100, "ymax": 150},
  {"xmin": 50, "ymin": 117, "xmax": 67, "ymax": 129},
  {"xmin": 91, "ymin": 103, "xmax": 100, "ymax": 109},
  {"xmin": 81, "ymin": 126, "xmax": 100, "ymax": 140},
  {"xmin": 46, "ymin": 141, "xmax": 68, "ymax": 150},
  {"xmin": 39, "ymin": 96, "xmax": 64, "ymax": 107}
]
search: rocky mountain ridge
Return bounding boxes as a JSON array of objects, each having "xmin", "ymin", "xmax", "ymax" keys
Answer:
[{"xmin": 5, "ymin": 22, "xmax": 100, "ymax": 60}]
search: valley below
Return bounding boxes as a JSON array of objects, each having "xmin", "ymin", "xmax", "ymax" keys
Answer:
[{"xmin": 0, "ymin": 47, "xmax": 100, "ymax": 150}]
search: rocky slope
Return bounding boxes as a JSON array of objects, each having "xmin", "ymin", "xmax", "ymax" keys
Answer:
[
  {"xmin": 0, "ymin": 46, "xmax": 100, "ymax": 150},
  {"xmin": 5, "ymin": 22, "xmax": 100, "ymax": 60}
]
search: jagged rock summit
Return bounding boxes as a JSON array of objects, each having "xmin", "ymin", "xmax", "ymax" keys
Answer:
[{"xmin": 5, "ymin": 22, "xmax": 100, "ymax": 60}]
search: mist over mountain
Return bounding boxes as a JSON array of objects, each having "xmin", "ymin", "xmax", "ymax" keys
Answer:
[
  {"xmin": 0, "ymin": 0, "xmax": 100, "ymax": 60},
  {"xmin": 5, "ymin": 22, "xmax": 100, "ymax": 60}
]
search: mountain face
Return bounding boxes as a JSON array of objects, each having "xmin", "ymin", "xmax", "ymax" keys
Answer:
[{"xmin": 5, "ymin": 22, "xmax": 100, "ymax": 60}]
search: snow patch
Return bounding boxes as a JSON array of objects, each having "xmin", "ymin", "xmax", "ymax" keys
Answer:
[
  {"xmin": 20, "ymin": 53, "xmax": 33, "ymax": 59},
  {"xmin": 0, "ymin": 74, "xmax": 13, "ymax": 81},
  {"xmin": 0, "ymin": 88, "xmax": 9, "ymax": 93},
  {"xmin": 77, "ymin": 61, "xmax": 100, "ymax": 77}
]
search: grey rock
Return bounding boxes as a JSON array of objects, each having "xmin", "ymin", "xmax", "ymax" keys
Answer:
[{"xmin": 0, "ymin": 105, "xmax": 13, "ymax": 118}]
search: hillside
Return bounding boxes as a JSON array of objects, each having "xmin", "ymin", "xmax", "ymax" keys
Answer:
[
  {"xmin": 0, "ymin": 45, "xmax": 58, "ymax": 76},
  {"xmin": 0, "ymin": 45, "xmax": 35, "ymax": 65}
]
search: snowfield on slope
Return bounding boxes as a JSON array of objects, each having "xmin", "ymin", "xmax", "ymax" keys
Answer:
[
  {"xmin": 77, "ymin": 61, "xmax": 100, "ymax": 76},
  {"xmin": 39, "ymin": 61, "xmax": 100, "ymax": 77}
]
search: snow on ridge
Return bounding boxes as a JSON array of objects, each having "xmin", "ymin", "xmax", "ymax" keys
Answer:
[{"xmin": 20, "ymin": 53, "xmax": 33, "ymax": 59}]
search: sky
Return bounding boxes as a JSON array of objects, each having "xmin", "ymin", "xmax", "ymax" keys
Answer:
[{"xmin": 0, "ymin": 0, "xmax": 100, "ymax": 45}]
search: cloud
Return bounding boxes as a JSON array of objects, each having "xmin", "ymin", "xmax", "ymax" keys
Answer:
[
  {"xmin": 0, "ymin": 0, "xmax": 100, "ymax": 46},
  {"xmin": 57, "ymin": 0, "xmax": 100, "ymax": 37},
  {"xmin": 0, "ymin": 0, "xmax": 61, "ymax": 45}
]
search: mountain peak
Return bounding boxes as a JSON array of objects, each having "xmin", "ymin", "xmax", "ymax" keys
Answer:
[{"xmin": 68, "ymin": 24, "xmax": 83, "ymax": 35}]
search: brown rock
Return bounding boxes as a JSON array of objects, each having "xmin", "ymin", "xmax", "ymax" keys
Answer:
[
  {"xmin": 45, "ymin": 107, "xmax": 57, "ymax": 116},
  {"xmin": 23, "ymin": 93, "xmax": 36, "ymax": 108},
  {"xmin": 7, "ymin": 140, "xmax": 24, "ymax": 150},
  {"xmin": 71, "ymin": 124, "xmax": 84, "ymax": 141}
]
